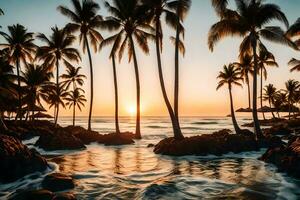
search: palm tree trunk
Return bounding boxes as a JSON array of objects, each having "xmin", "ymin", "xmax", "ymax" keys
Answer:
[
  {"xmin": 155, "ymin": 20, "xmax": 183, "ymax": 140},
  {"xmin": 174, "ymin": 14, "xmax": 180, "ymax": 122},
  {"xmin": 246, "ymin": 74, "xmax": 251, "ymax": 108},
  {"xmin": 229, "ymin": 84, "xmax": 240, "ymax": 134},
  {"xmin": 55, "ymin": 59, "xmax": 59, "ymax": 127},
  {"xmin": 129, "ymin": 36, "xmax": 141, "ymax": 139},
  {"xmin": 251, "ymin": 37, "xmax": 263, "ymax": 139},
  {"xmin": 73, "ymin": 103, "xmax": 75, "ymax": 126},
  {"xmin": 260, "ymin": 67, "xmax": 265, "ymax": 120},
  {"xmin": 288, "ymin": 101, "xmax": 291, "ymax": 120},
  {"xmin": 0, "ymin": 112, "xmax": 8, "ymax": 131},
  {"xmin": 84, "ymin": 35, "xmax": 94, "ymax": 131},
  {"xmin": 269, "ymin": 100, "xmax": 275, "ymax": 118},
  {"xmin": 112, "ymin": 54, "xmax": 120, "ymax": 134},
  {"xmin": 15, "ymin": 58, "xmax": 22, "ymax": 121}
]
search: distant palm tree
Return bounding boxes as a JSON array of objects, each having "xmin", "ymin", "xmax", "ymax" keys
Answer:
[
  {"xmin": 285, "ymin": 79, "xmax": 300, "ymax": 119},
  {"xmin": 273, "ymin": 92, "xmax": 285, "ymax": 118},
  {"xmin": 263, "ymin": 84, "xmax": 277, "ymax": 119},
  {"xmin": 36, "ymin": 26, "xmax": 80, "ymax": 124},
  {"xmin": 142, "ymin": 0, "xmax": 184, "ymax": 139},
  {"xmin": 217, "ymin": 64, "xmax": 243, "ymax": 134},
  {"xmin": 61, "ymin": 62, "xmax": 86, "ymax": 91},
  {"xmin": 102, "ymin": 0, "xmax": 153, "ymax": 139},
  {"xmin": 234, "ymin": 54, "xmax": 253, "ymax": 109},
  {"xmin": 209, "ymin": 0, "xmax": 293, "ymax": 139},
  {"xmin": 287, "ymin": 18, "xmax": 300, "ymax": 72},
  {"xmin": 43, "ymin": 82, "xmax": 68, "ymax": 126},
  {"xmin": 0, "ymin": 24, "xmax": 36, "ymax": 121},
  {"xmin": 22, "ymin": 64, "xmax": 53, "ymax": 120},
  {"xmin": 65, "ymin": 88, "xmax": 86, "ymax": 126},
  {"xmin": 257, "ymin": 48, "xmax": 278, "ymax": 120},
  {"xmin": 58, "ymin": 0, "xmax": 103, "ymax": 131}
]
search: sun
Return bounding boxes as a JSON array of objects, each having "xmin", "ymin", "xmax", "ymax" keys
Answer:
[{"xmin": 128, "ymin": 105, "xmax": 136, "ymax": 116}]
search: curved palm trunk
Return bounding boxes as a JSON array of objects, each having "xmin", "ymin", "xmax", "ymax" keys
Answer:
[
  {"xmin": 54, "ymin": 59, "xmax": 59, "ymax": 127},
  {"xmin": 174, "ymin": 14, "xmax": 180, "ymax": 121},
  {"xmin": 129, "ymin": 36, "xmax": 141, "ymax": 139},
  {"xmin": 84, "ymin": 35, "xmax": 94, "ymax": 131},
  {"xmin": 73, "ymin": 103, "xmax": 75, "ymax": 126},
  {"xmin": 251, "ymin": 38, "xmax": 263, "ymax": 139},
  {"xmin": 155, "ymin": 20, "xmax": 183, "ymax": 140},
  {"xmin": 288, "ymin": 101, "xmax": 291, "ymax": 120},
  {"xmin": 260, "ymin": 67, "xmax": 265, "ymax": 120},
  {"xmin": 246, "ymin": 73, "xmax": 251, "ymax": 108},
  {"xmin": 112, "ymin": 54, "xmax": 120, "ymax": 134},
  {"xmin": 229, "ymin": 84, "xmax": 240, "ymax": 134},
  {"xmin": 269, "ymin": 99, "xmax": 275, "ymax": 118},
  {"xmin": 15, "ymin": 58, "xmax": 22, "ymax": 122}
]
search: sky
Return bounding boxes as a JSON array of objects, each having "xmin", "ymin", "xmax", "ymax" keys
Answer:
[{"xmin": 0, "ymin": 0, "xmax": 299, "ymax": 117}]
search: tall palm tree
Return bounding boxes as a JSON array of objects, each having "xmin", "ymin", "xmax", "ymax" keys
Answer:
[
  {"xmin": 263, "ymin": 84, "xmax": 277, "ymax": 119},
  {"xmin": 22, "ymin": 64, "xmax": 53, "ymax": 120},
  {"xmin": 287, "ymin": 18, "xmax": 300, "ymax": 72},
  {"xmin": 208, "ymin": 0, "xmax": 293, "ymax": 139},
  {"xmin": 36, "ymin": 26, "xmax": 80, "ymax": 125},
  {"xmin": 61, "ymin": 62, "xmax": 86, "ymax": 90},
  {"xmin": 58, "ymin": 0, "xmax": 103, "ymax": 131},
  {"xmin": 285, "ymin": 79, "xmax": 300, "ymax": 119},
  {"xmin": 257, "ymin": 48, "xmax": 278, "ymax": 120},
  {"xmin": 65, "ymin": 88, "xmax": 86, "ymax": 126},
  {"xmin": 0, "ymin": 24, "xmax": 36, "ymax": 121},
  {"xmin": 142, "ymin": 0, "xmax": 184, "ymax": 139},
  {"xmin": 234, "ymin": 54, "xmax": 253, "ymax": 109},
  {"xmin": 217, "ymin": 64, "xmax": 243, "ymax": 134},
  {"xmin": 101, "ymin": 0, "xmax": 153, "ymax": 139}
]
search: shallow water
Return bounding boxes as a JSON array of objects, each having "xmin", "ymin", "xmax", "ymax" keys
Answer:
[{"xmin": 1, "ymin": 116, "xmax": 300, "ymax": 200}]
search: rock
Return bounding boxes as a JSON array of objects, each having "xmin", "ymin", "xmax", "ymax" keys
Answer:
[
  {"xmin": 259, "ymin": 136, "xmax": 300, "ymax": 178},
  {"xmin": 0, "ymin": 134, "xmax": 48, "ymax": 183},
  {"xmin": 153, "ymin": 129, "xmax": 260, "ymax": 156},
  {"xmin": 65, "ymin": 126, "xmax": 103, "ymax": 144},
  {"xmin": 42, "ymin": 173, "xmax": 75, "ymax": 192},
  {"xmin": 263, "ymin": 123, "xmax": 292, "ymax": 136},
  {"xmin": 52, "ymin": 193, "xmax": 77, "ymax": 200},
  {"xmin": 100, "ymin": 132, "xmax": 135, "ymax": 146},
  {"xmin": 147, "ymin": 143, "xmax": 155, "ymax": 148},
  {"xmin": 9, "ymin": 189, "xmax": 54, "ymax": 200},
  {"xmin": 242, "ymin": 118, "xmax": 286, "ymax": 127},
  {"xmin": 35, "ymin": 129, "xmax": 86, "ymax": 151}
]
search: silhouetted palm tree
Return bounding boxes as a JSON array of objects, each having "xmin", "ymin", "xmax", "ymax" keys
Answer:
[
  {"xmin": 0, "ymin": 24, "xmax": 36, "ymax": 121},
  {"xmin": 0, "ymin": 8, "xmax": 4, "ymax": 28},
  {"xmin": 263, "ymin": 84, "xmax": 277, "ymax": 119},
  {"xmin": 102, "ymin": 0, "xmax": 153, "ymax": 139},
  {"xmin": 257, "ymin": 48, "xmax": 278, "ymax": 120},
  {"xmin": 285, "ymin": 79, "xmax": 300, "ymax": 119},
  {"xmin": 234, "ymin": 54, "xmax": 253, "ymax": 109},
  {"xmin": 58, "ymin": 0, "xmax": 103, "ymax": 131},
  {"xmin": 274, "ymin": 92, "xmax": 286, "ymax": 118},
  {"xmin": 36, "ymin": 26, "xmax": 80, "ymax": 124},
  {"xmin": 22, "ymin": 64, "xmax": 53, "ymax": 120},
  {"xmin": 65, "ymin": 88, "xmax": 86, "ymax": 126},
  {"xmin": 287, "ymin": 18, "xmax": 300, "ymax": 72},
  {"xmin": 142, "ymin": 0, "xmax": 184, "ymax": 139},
  {"xmin": 61, "ymin": 62, "xmax": 86, "ymax": 90},
  {"xmin": 209, "ymin": 0, "xmax": 293, "ymax": 139},
  {"xmin": 217, "ymin": 64, "xmax": 243, "ymax": 134}
]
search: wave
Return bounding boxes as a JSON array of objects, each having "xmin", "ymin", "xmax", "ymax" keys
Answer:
[{"xmin": 191, "ymin": 121, "xmax": 218, "ymax": 125}]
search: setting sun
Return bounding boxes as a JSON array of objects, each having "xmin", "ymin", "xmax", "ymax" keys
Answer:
[{"xmin": 128, "ymin": 105, "xmax": 136, "ymax": 116}]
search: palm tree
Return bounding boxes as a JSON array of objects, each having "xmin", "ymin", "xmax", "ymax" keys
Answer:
[
  {"xmin": 142, "ymin": 0, "xmax": 184, "ymax": 139},
  {"xmin": 36, "ymin": 26, "xmax": 80, "ymax": 125},
  {"xmin": 65, "ymin": 88, "xmax": 86, "ymax": 126},
  {"xmin": 58, "ymin": 0, "xmax": 103, "ymax": 131},
  {"xmin": 61, "ymin": 62, "xmax": 86, "ymax": 90},
  {"xmin": 263, "ymin": 84, "xmax": 277, "ymax": 119},
  {"xmin": 217, "ymin": 64, "xmax": 243, "ymax": 134},
  {"xmin": 274, "ymin": 92, "xmax": 286, "ymax": 118},
  {"xmin": 43, "ymin": 82, "xmax": 68, "ymax": 126},
  {"xmin": 287, "ymin": 18, "xmax": 300, "ymax": 72},
  {"xmin": 257, "ymin": 48, "xmax": 278, "ymax": 120},
  {"xmin": 0, "ymin": 24, "xmax": 36, "ymax": 121},
  {"xmin": 101, "ymin": 0, "xmax": 153, "ymax": 139},
  {"xmin": 208, "ymin": 0, "xmax": 293, "ymax": 139},
  {"xmin": 234, "ymin": 54, "xmax": 253, "ymax": 109},
  {"xmin": 0, "ymin": 8, "xmax": 4, "ymax": 28},
  {"xmin": 22, "ymin": 64, "xmax": 53, "ymax": 120},
  {"xmin": 285, "ymin": 79, "xmax": 300, "ymax": 119}
]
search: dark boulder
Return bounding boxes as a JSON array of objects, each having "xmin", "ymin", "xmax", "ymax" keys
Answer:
[
  {"xmin": 42, "ymin": 173, "xmax": 75, "ymax": 192},
  {"xmin": 100, "ymin": 132, "xmax": 135, "ymax": 146},
  {"xmin": 35, "ymin": 129, "xmax": 86, "ymax": 151},
  {"xmin": 9, "ymin": 189, "xmax": 54, "ymax": 200},
  {"xmin": 65, "ymin": 126, "xmax": 103, "ymax": 144},
  {"xmin": 0, "ymin": 134, "xmax": 48, "ymax": 183}
]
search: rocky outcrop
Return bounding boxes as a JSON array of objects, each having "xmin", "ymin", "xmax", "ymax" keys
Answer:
[
  {"xmin": 260, "ymin": 136, "xmax": 300, "ymax": 178},
  {"xmin": 64, "ymin": 126, "xmax": 103, "ymax": 144},
  {"xmin": 35, "ymin": 129, "xmax": 86, "ymax": 151},
  {"xmin": 0, "ymin": 134, "xmax": 48, "ymax": 183},
  {"xmin": 99, "ymin": 132, "xmax": 135, "ymax": 146},
  {"xmin": 242, "ymin": 118, "xmax": 286, "ymax": 127},
  {"xmin": 154, "ymin": 129, "xmax": 261, "ymax": 156},
  {"xmin": 42, "ymin": 173, "xmax": 75, "ymax": 192}
]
